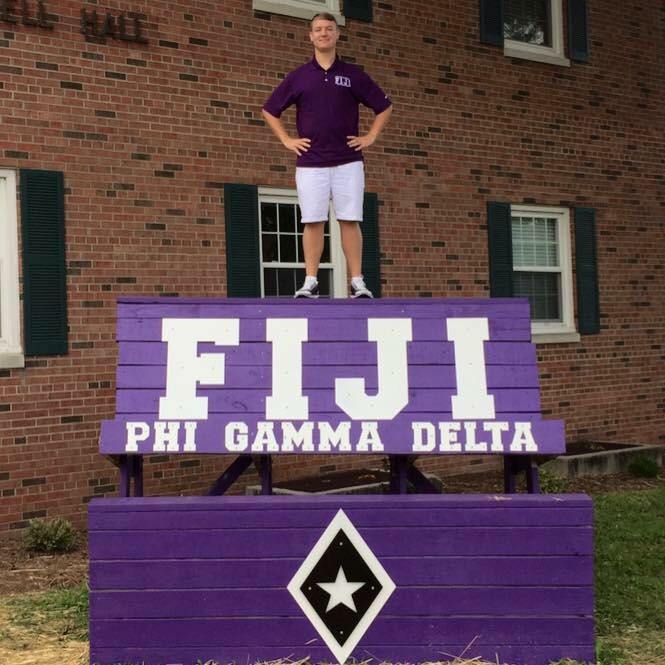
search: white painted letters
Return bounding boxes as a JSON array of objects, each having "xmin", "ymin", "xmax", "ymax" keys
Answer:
[
  {"xmin": 159, "ymin": 318, "xmax": 239, "ymax": 420},
  {"xmin": 335, "ymin": 319, "xmax": 412, "ymax": 420},
  {"xmin": 266, "ymin": 318, "xmax": 309, "ymax": 420},
  {"xmin": 447, "ymin": 318, "xmax": 496, "ymax": 420}
]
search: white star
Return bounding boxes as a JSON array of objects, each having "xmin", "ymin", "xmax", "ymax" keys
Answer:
[{"xmin": 317, "ymin": 566, "xmax": 365, "ymax": 613}]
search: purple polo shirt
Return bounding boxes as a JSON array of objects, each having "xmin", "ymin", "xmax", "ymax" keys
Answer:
[{"xmin": 263, "ymin": 57, "xmax": 391, "ymax": 167}]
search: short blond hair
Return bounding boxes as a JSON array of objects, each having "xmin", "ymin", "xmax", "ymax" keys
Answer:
[{"xmin": 310, "ymin": 12, "xmax": 338, "ymax": 29}]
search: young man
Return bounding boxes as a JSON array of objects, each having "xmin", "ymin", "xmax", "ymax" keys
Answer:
[{"xmin": 262, "ymin": 12, "xmax": 392, "ymax": 298}]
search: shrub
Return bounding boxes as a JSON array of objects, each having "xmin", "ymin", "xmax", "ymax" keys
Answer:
[
  {"xmin": 539, "ymin": 467, "xmax": 569, "ymax": 494},
  {"xmin": 23, "ymin": 517, "xmax": 78, "ymax": 553},
  {"xmin": 627, "ymin": 455, "xmax": 660, "ymax": 479}
]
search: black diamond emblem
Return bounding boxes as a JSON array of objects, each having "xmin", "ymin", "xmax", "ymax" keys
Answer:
[
  {"xmin": 300, "ymin": 529, "xmax": 382, "ymax": 646},
  {"xmin": 288, "ymin": 509, "xmax": 396, "ymax": 664}
]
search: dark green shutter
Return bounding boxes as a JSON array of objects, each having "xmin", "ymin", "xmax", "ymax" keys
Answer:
[
  {"xmin": 224, "ymin": 184, "xmax": 261, "ymax": 297},
  {"xmin": 480, "ymin": 0, "xmax": 503, "ymax": 46},
  {"xmin": 574, "ymin": 207, "xmax": 600, "ymax": 334},
  {"xmin": 343, "ymin": 0, "xmax": 372, "ymax": 22},
  {"xmin": 361, "ymin": 192, "xmax": 381, "ymax": 298},
  {"xmin": 20, "ymin": 169, "xmax": 67, "ymax": 356},
  {"xmin": 487, "ymin": 201, "xmax": 514, "ymax": 297},
  {"xmin": 568, "ymin": 0, "xmax": 590, "ymax": 62}
]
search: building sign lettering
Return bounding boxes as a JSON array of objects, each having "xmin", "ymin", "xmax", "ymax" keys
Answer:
[
  {"xmin": 0, "ymin": 0, "xmax": 53, "ymax": 28},
  {"xmin": 80, "ymin": 8, "xmax": 147, "ymax": 43},
  {"xmin": 0, "ymin": 2, "xmax": 148, "ymax": 44}
]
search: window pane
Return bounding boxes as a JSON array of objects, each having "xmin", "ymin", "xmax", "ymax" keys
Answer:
[
  {"xmin": 318, "ymin": 269, "xmax": 332, "ymax": 297},
  {"xmin": 279, "ymin": 204, "xmax": 296, "ymax": 234},
  {"xmin": 512, "ymin": 215, "xmax": 559, "ymax": 268},
  {"xmin": 279, "ymin": 234, "xmax": 297, "ymax": 263},
  {"xmin": 277, "ymin": 268, "xmax": 296, "ymax": 296},
  {"xmin": 262, "ymin": 234, "xmax": 278, "ymax": 263},
  {"xmin": 321, "ymin": 235, "xmax": 331, "ymax": 263},
  {"xmin": 504, "ymin": 0, "xmax": 551, "ymax": 46},
  {"xmin": 263, "ymin": 268, "xmax": 277, "ymax": 296},
  {"xmin": 514, "ymin": 271, "xmax": 561, "ymax": 321},
  {"xmin": 261, "ymin": 202, "xmax": 277, "ymax": 232}
]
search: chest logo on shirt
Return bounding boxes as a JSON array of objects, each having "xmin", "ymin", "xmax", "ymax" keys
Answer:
[{"xmin": 334, "ymin": 75, "xmax": 351, "ymax": 88}]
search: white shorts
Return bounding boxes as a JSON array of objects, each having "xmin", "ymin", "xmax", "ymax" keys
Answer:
[{"xmin": 296, "ymin": 161, "xmax": 365, "ymax": 223}]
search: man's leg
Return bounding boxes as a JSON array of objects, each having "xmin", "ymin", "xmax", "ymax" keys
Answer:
[
  {"xmin": 295, "ymin": 167, "xmax": 330, "ymax": 298},
  {"xmin": 338, "ymin": 220, "xmax": 362, "ymax": 277},
  {"xmin": 302, "ymin": 221, "xmax": 326, "ymax": 277},
  {"xmin": 332, "ymin": 162, "xmax": 372, "ymax": 297}
]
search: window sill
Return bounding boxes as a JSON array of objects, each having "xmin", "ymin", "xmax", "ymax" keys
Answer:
[
  {"xmin": 0, "ymin": 351, "xmax": 25, "ymax": 369},
  {"xmin": 504, "ymin": 42, "xmax": 570, "ymax": 67},
  {"xmin": 252, "ymin": 0, "xmax": 346, "ymax": 25},
  {"xmin": 532, "ymin": 331, "xmax": 581, "ymax": 345}
]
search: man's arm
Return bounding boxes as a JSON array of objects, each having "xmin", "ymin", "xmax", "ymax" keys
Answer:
[
  {"xmin": 346, "ymin": 105, "xmax": 393, "ymax": 151},
  {"xmin": 262, "ymin": 109, "xmax": 311, "ymax": 156}
]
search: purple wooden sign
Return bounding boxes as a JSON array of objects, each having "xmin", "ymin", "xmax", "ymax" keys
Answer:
[
  {"xmin": 88, "ymin": 494, "xmax": 595, "ymax": 665},
  {"xmin": 99, "ymin": 297, "xmax": 565, "ymax": 455}
]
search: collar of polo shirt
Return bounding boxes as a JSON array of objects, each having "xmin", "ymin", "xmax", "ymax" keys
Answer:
[{"xmin": 310, "ymin": 56, "xmax": 342, "ymax": 72}]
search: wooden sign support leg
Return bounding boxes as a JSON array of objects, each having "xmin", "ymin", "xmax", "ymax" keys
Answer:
[
  {"xmin": 117, "ymin": 455, "xmax": 144, "ymax": 497},
  {"xmin": 119, "ymin": 455, "xmax": 130, "ymax": 497},
  {"xmin": 254, "ymin": 455, "xmax": 273, "ymax": 495},
  {"xmin": 503, "ymin": 455, "xmax": 541, "ymax": 494},
  {"xmin": 206, "ymin": 455, "xmax": 253, "ymax": 496},
  {"xmin": 389, "ymin": 455, "xmax": 408, "ymax": 494}
]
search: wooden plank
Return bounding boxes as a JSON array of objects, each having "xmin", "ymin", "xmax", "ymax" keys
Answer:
[
  {"xmin": 90, "ymin": 616, "xmax": 594, "ymax": 647},
  {"xmin": 113, "ymin": 387, "xmax": 543, "ymax": 415},
  {"xmin": 116, "ymin": 316, "xmax": 532, "ymax": 342},
  {"xmin": 88, "ymin": 494, "xmax": 593, "ymax": 510},
  {"xmin": 89, "ymin": 644, "xmax": 596, "ymax": 665},
  {"xmin": 116, "ymin": 297, "xmax": 531, "ymax": 320},
  {"xmin": 90, "ymin": 586, "xmax": 593, "ymax": 618},
  {"xmin": 88, "ymin": 506, "xmax": 594, "ymax": 531},
  {"xmin": 115, "ymin": 363, "xmax": 542, "ymax": 390},
  {"xmin": 90, "ymin": 555, "xmax": 594, "ymax": 590},
  {"xmin": 99, "ymin": 414, "xmax": 565, "ymax": 455},
  {"xmin": 89, "ymin": 526, "xmax": 591, "ymax": 559},
  {"xmin": 116, "ymin": 340, "xmax": 538, "ymax": 366}
]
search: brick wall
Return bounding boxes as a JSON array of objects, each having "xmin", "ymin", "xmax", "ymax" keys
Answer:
[{"xmin": 0, "ymin": 0, "xmax": 663, "ymax": 531}]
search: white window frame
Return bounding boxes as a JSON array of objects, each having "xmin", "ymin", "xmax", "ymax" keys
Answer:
[
  {"xmin": 258, "ymin": 187, "xmax": 347, "ymax": 298},
  {"xmin": 0, "ymin": 169, "xmax": 24, "ymax": 368},
  {"xmin": 503, "ymin": 0, "xmax": 570, "ymax": 67},
  {"xmin": 511, "ymin": 204, "xmax": 579, "ymax": 343},
  {"xmin": 252, "ymin": 0, "xmax": 345, "ymax": 26}
]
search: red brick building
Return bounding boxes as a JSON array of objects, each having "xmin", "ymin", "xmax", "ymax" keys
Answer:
[{"xmin": 1, "ymin": 0, "xmax": 663, "ymax": 531}]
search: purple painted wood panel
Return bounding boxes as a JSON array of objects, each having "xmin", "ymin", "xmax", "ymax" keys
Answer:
[
  {"xmin": 99, "ymin": 413, "xmax": 564, "ymax": 455},
  {"xmin": 100, "ymin": 297, "xmax": 565, "ymax": 456},
  {"xmin": 89, "ymin": 494, "xmax": 595, "ymax": 665}
]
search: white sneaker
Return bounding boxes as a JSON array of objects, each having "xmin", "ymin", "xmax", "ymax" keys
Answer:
[
  {"xmin": 294, "ymin": 281, "xmax": 319, "ymax": 298},
  {"xmin": 350, "ymin": 279, "xmax": 373, "ymax": 299}
]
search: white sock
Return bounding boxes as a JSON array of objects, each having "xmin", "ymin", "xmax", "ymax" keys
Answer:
[
  {"xmin": 351, "ymin": 275, "xmax": 365, "ymax": 288},
  {"xmin": 304, "ymin": 275, "xmax": 318, "ymax": 288}
]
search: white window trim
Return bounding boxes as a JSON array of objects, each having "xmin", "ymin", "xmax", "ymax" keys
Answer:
[
  {"xmin": 252, "ymin": 0, "xmax": 346, "ymax": 26},
  {"xmin": 504, "ymin": 0, "xmax": 570, "ymax": 67},
  {"xmin": 0, "ymin": 169, "xmax": 24, "ymax": 368},
  {"xmin": 258, "ymin": 187, "xmax": 347, "ymax": 298},
  {"xmin": 511, "ymin": 204, "xmax": 578, "ymax": 343}
]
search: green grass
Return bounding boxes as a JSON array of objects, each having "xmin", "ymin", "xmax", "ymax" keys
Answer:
[
  {"xmin": 594, "ymin": 488, "xmax": 665, "ymax": 635},
  {"xmin": 7, "ymin": 582, "xmax": 89, "ymax": 641}
]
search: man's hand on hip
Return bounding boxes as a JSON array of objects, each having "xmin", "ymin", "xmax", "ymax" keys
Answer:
[
  {"xmin": 284, "ymin": 137, "xmax": 311, "ymax": 156},
  {"xmin": 346, "ymin": 134, "xmax": 376, "ymax": 151}
]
